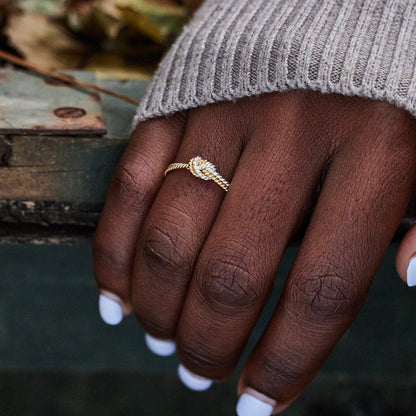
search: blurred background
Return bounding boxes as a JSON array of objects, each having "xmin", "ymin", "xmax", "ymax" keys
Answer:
[
  {"xmin": 0, "ymin": 0, "xmax": 200, "ymax": 77},
  {"xmin": 0, "ymin": 1, "xmax": 415, "ymax": 415}
]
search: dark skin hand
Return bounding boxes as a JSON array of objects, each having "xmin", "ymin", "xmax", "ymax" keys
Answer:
[{"xmin": 93, "ymin": 89, "xmax": 416, "ymax": 413}]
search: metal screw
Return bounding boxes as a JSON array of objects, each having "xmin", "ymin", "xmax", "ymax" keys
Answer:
[{"xmin": 54, "ymin": 107, "xmax": 86, "ymax": 119}]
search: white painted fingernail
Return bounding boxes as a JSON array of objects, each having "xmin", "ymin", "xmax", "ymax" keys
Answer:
[
  {"xmin": 145, "ymin": 333, "xmax": 176, "ymax": 356},
  {"xmin": 98, "ymin": 294, "xmax": 123, "ymax": 325},
  {"xmin": 407, "ymin": 257, "xmax": 416, "ymax": 287},
  {"xmin": 177, "ymin": 364, "xmax": 212, "ymax": 391},
  {"xmin": 236, "ymin": 393, "xmax": 274, "ymax": 416}
]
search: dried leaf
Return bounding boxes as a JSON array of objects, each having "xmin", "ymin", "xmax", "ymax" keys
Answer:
[
  {"xmin": 5, "ymin": 13, "xmax": 87, "ymax": 69},
  {"xmin": 86, "ymin": 52, "xmax": 156, "ymax": 79},
  {"xmin": 115, "ymin": 0, "xmax": 186, "ymax": 45},
  {"xmin": 67, "ymin": 0, "xmax": 123, "ymax": 40},
  {"xmin": 0, "ymin": 1, "xmax": 19, "ymax": 23}
]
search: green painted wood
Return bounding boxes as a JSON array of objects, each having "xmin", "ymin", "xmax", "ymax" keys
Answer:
[
  {"xmin": 3, "ymin": 135, "xmax": 125, "ymax": 169},
  {"xmin": 0, "ymin": 243, "xmax": 414, "ymax": 414},
  {"xmin": 1, "ymin": 372, "xmax": 414, "ymax": 416},
  {"xmin": 0, "ymin": 136, "xmax": 125, "ymax": 227},
  {"xmin": 97, "ymin": 77, "xmax": 146, "ymax": 140},
  {"xmin": 0, "ymin": 71, "xmax": 148, "ymax": 240},
  {"xmin": 0, "ymin": 243, "xmax": 412, "ymax": 375},
  {"xmin": 0, "ymin": 69, "xmax": 415, "ymax": 242},
  {"xmin": 0, "ymin": 70, "xmax": 106, "ymax": 135}
]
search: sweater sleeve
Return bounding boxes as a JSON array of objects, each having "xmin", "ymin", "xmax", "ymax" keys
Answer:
[{"xmin": 133, "ymin": 0, "xmax": 416, "ymax": 126}]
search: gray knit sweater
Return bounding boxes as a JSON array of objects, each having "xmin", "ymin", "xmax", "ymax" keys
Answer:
[{"xmin": 133, "ymin": 0, "xmax": 416, "ymax": 125}]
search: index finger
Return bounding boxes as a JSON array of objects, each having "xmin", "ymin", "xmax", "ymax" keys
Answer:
[{"xmin": 92, "ymin": 114, "xmax": 187, "ymax": 324}]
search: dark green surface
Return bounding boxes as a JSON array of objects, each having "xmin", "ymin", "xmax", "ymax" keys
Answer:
[
  {"xmin": 0, "ymin": 242, "xmax": 415, "ymax": 415},
  {"xmin": 0, "ymin": 372, "xmax": 414, "ymax": 416}
]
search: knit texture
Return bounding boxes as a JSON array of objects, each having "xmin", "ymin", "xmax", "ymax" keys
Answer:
[{"xmin": 133, "ymin": 0, "xmax": 416, "ymax": 125}]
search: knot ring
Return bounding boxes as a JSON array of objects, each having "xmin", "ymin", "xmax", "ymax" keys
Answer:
[{"xmin": 164, "ymin": 156, "xmax": 230, "ymax": 192}]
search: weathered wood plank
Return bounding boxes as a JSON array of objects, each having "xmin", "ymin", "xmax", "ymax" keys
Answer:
[
  {"xmin": 0, "ymin": 135, "xmax": 126, "ymax": 218},
  {"xmin": 0, "ymin": 166, "xmax": 114, "ymax": 202},
  {"xmin": 0, "ymin": 71, "xmax": 148, "ymax": 241},
  {"xmin": 0, "ymin": 70, "xmax": 106, "ymax": 135},
  {"xmin": 0, "ymin": 70, "xmax": 415, "ymax": 243},
  {"xmin": 1, "ymin": 135, "xmax": 126, "ymax": 168},
  {"xmin": 97, "ymin": 77, "xmax": 147, "ymax": 140}
]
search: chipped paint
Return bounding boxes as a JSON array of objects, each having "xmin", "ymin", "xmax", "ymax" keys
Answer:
[{"xmin": 0, "ymin": 69, "xmax": 106, "ymax": 135}]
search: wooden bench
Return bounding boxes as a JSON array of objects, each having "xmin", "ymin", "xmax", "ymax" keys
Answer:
[
  {"xmin": 1, "ymin": 68, "xmax": 415, "ymax": 244},
  {"xmin": 0, "ymin": 69, "xmax": 415, "ymax": 415},
  {"xmin": 0, "ymin": 69, "xmax": 147, "ymax": 243}
]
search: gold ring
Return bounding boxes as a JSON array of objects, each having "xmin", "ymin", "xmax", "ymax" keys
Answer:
[{"xmin": 164, "ymin": 156, "xmax": 230, "ymax": 192}]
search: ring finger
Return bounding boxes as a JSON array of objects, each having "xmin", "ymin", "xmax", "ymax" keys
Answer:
[{"xmin": 131, "ymin": 101, "xmax": 249, "ymax": 344}]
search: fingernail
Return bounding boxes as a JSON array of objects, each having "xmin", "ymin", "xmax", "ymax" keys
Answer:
[
  {"xmin": 407, "ymin": 257, "xmax": 416, "ymax": 287},
  {"xmin": 145, "ymin": 333, "xmax": 176, "ymax": 356},
  {"xmin": 98, "ymin": 293, "xmax": 123, "ymax": 325},
  {"xmin": 236, "ymin": 392, "xmax": 274, "ymax": 416},
  {"xmin": 177, "ymin": 364, "xmax": 212, "ymax": 391}
]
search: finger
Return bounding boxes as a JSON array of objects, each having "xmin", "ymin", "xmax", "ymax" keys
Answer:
[
  {"xmin": 92, "ymin": 114, "xmax": 187, "ymax": 325},
  {"xmin": 174, "ymin": 115, "xmax": 330, "ymax": 383},
  {"xmin": 395, "ymin": 223, "xmax": 416, "ymax": 286},
  {"xmin": 237, "ymin": 129, "xmax": 416, "ymax": 415},
  {"xmin": 131, "ymin": 102, "xmax": 249, "ymax": 343}
]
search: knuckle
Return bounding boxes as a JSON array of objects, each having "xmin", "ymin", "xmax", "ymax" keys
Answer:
[
  {"xmin": 142, "ymin": 221, "xmax": 194, "ymax": 279},
  {"xmin": 288, "ymin": 254, "xmax": 361, "ymax": 323},
  {"xmin": 259, "ymin": 353, "xmax": 305, "ymax": 388},
  {"xmin": 196, "ymin": 251, "xmax": 267, "ymax": 309},
  {"xmin": 137, "ymin": 316, "xmax": 176, "ymax": 339},
  {"xmin": 179, "ymin": 343, "xmax": 234, "ymax": 378},
  {"xmin": 92, "ymin": 235, "xmax": 129, "ymax": 274},
  {"xmin": 251, "ymin": 351, "xmax": 321, "ymax": 404},
  {"xmin": 112, "ymin": 160, "xmax": 153, "ymax": 205}
]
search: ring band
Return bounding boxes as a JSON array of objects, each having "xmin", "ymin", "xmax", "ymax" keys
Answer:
[{"xmin": 164, "ymin": 156, "xmax": 230, "ymax": 192}]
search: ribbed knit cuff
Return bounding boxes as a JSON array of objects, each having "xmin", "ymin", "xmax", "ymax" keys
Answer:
[{"xmin": 133, "ymin": 0, "xmax": 416, "ymax": 126}]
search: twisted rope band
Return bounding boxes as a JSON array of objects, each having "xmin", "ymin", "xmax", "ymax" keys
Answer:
[{"xmin": 164, "ymin": 156, "xmax": 230, "ymax": 192}]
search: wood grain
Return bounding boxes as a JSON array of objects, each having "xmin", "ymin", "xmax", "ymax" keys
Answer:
[{"xmin": 0, "ymin": 70, "xmax": 415, "ymax": 243}]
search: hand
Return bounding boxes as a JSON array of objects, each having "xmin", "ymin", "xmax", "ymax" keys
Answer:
[{"xmin": 92, "ymin": 89, "xmax": 416, "ymax": 414}]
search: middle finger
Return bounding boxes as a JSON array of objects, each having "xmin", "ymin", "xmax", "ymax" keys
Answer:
[{"xmin": 175, "ymin": 112, "xmax": 330, "ymax": 381}]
